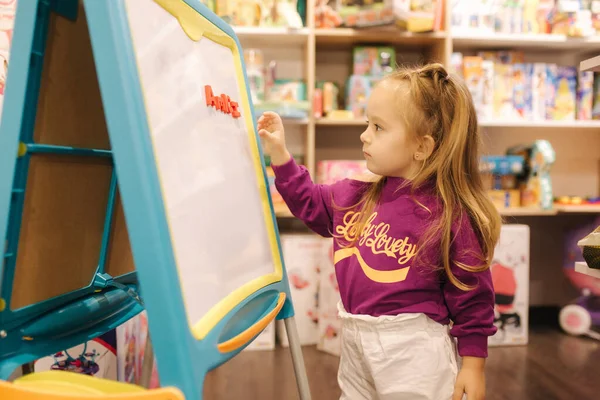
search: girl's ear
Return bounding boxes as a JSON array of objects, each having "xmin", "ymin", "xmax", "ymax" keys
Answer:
[{"xmin": 418, "ymin": 135, "xmax": 435, "ymax": 159}]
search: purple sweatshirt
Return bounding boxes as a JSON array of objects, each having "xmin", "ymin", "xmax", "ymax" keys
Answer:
[{"xmin": 273, "ymin": 158, "xmax": 497, "ymax": 358}]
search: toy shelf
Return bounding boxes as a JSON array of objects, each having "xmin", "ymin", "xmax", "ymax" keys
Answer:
[
  {"xmin": 235, "ymin": 0, "xmax": 600, "ymax": 220},
  {"xmin": 574, "ymin": 262, "xmax": 600, "ymax": 278},
  {"xmin": 234, "ymin": 26, "xmax": 310, "ymax": 46},
  {"xmin": 314, "ymin": 28, "xmax": 447, "ymax": 46},
  {"xmin": 580, "ymin": 55, "xmax": 600, "ymax": 72},
  {"xmin": 315, "ymin": 118, "xmax": 600, "ymax": 130},
  {"xmin": 452, "ymin": 33, "xmax": 600, "ymax": 51}
]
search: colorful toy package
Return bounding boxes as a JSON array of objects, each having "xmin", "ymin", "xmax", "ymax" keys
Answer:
[
  {"xmin": 352, "ymin": 46, "xmax": 395, "ymax": 76},
  {"xmin": 316, "ymin": 239, "xmax": 342, "ymax": 356},
  {"xmin": 507, "ymin": 140, "xmax": 556, "ymax": 210},
  {"xmin": 593, "ymin": 73, "xmax": 600, "ymax": 119},
  {"xmin": 450, "ymin": 52, "xmax": 464, "ymax": 78},
  {"xmin": 265, "ymin": 154, "xmax": 304, "ymax": 216},
  {"xmin": 337, "ymin": 0, "xmax": 394, "ymax": 28},
  {"xmin": 553, "ymin": 66, "xmax": 577, "ymax": 120},
  {"xmin": 116, "ymin": 312, "xmax": 159, "ymax": 388},
  {"xmin": 481, "ymin": 60, "xmax": 495, "ymax": 120},
  {"xmin": 346, "ymin": 75, "xmax": 376, "ymax": 119},
  {"xmin": 489, "ymin": 225, "xmax": 530, "ymax": 347},
  {"xmin": 513, "ymin": 63, "xmax": 528, "ymax": 119},
  {"xmin": 276, "ymin": 234, "xmax": 322, "ymax": 347},
  {"xmin": 494, "ymin": 63, "xmax": 516, "ymax": 119},
  {"xmin": 577, "ymin": 70, "xmax": 594, "ymax": 120},
  {"xmin": 532, "ymin": 63, "xmax": 547, "ymax": 120},
  {"xmin": 394, "ymin": 0, "xmax": 445, "ymax": 33},
  {"xmin": 317, "ymin": 160, "xmax": 370, "ymax": 185},
  {"xmin": 545, "ymin": 63, "xmax": 558, "ymax": 120},
  {"xmin": 522, "ymin": 0, "xmax": 541, "ymax": 33},
  {"xmin": 35, "ymin": 330, "xmax": 117, "ymax": 379},
  {"xmin": 463, "ymin": 56, "xmax": 484, "ymax": 117}
]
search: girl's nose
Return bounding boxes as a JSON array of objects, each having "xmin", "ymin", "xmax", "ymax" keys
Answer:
[{"xmin": 360, "ymin": 129, "xmax": 369, "ymax": 144}]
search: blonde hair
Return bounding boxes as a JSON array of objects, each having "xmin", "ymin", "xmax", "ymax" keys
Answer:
[{"xmin": 337, "ymin": 63, "xmax": 501, "ymax": 291}]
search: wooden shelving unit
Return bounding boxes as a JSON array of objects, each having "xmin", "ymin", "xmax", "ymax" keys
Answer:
[
  {"xmin": 237, "ymin": 0, "xmax": 600, "ymax": 226},
  {"xmin": 238, "ymin": 2, "xmax": 600, "ymax": 308}
]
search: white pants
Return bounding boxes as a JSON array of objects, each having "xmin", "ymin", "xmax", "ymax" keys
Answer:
[{"xmin": 337, "ymin": 304, "xmax": 460, "ymax": 400}]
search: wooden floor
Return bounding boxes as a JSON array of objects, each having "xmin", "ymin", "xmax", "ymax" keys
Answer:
[{"xmin": 205, "ymin": 326, "xmax": 600, "ymax": 400}]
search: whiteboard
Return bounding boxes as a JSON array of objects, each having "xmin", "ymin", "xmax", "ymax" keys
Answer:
[{"xmin": 124, "ymin": 0, "xmax": 278, "ymax": 333}]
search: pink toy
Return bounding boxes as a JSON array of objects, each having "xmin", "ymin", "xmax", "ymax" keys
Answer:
[{"xmin": 559, "ymin": 217, "xmax": 600, "ymax": 341}]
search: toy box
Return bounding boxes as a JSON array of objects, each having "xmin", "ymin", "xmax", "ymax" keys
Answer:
[
  {"xmin": 532, "ymin": 63, "xmax": 547, "ymax": 120},
  {"xmin": 487, "ymin": 190, "xmax": 521, "ymax": 209},
  {"xmin": 479, "ymin": 156, "xmax": 524, "ymax": 193},
  {"xmin": 577, "ymin": 70, "xmax": 594, "ymax": 120},
  {"xmin": 552, "ymin": 66, "xmax": 577, "ymax": 120},
  {"xmin": 593, "ymin": 73, "xmax": 600, "ymax": 120},
  {"xmin": 352, "ymin": 46, "xmax": 395, "ymax": 76},
  {"xmin": 545, "ymin": 63, "xmax": 558, "ymax": 120},
  {"xmin": 559, "ymin": 217, "xmax": 600, "ymax": 339},
  {"xmin": 513, "ymin": 63, "xmax": 528, "ymax": 119},
  {"xmin": 337, "ymin": 0, "xmax": 395, "ymax": 28},
  {"xmin": 522, "ymin": 0, "xmax": 541, "ymax": 33},
  {"xmin": 394, "ymin": 0, "xmax": 445, "ymax": 33},
  {"xmin": 315, "ymin": 0, "xmax": 343, "ymax": 28},
  {"xmin": 537, "ymin": 0, "xmax": 555, "ymax": 33},
  {"xmin": 317, "ymin": 160, "xmax": 370, "ymax": 185},
  {"xmin": 264, "ymin": 154, "xmax": 304, "ymax": 216},
  {"xmin": 451, "ymin": 0, "xmax": 494, "ymax": 35},
  {"xmin": 489, "ymin": 224, "xmax": 530, "ymax": 347},
  {"xmin": 346, "ymin": 75, "xmax": 377, "ymax": 119},
  {"xmin": 276, "ymin": 234, "xmax": 322, "ymax": 347},
  {"xmin": 269, "ymin": 79, "xmax": 307, "ymax": 102},
  {"xmin": 215, "ymin": 0, "xmax": 261, "ymax": 26},
  {"xmin": 116, "ymin": 312, "xmax": 159, "ymax": 388},
  {"xmin": 481, "ymin": 60, "xmax": 494, "ymax": 120},
  {"xmin": 493, "ymin": 63, "xmax": 516, "ymax": 119},
  {"xmin": 450, "ymin": 52, "xmax": 464, "ymax": 77},
  {"xmin": 507, "ymin": 140, "xmax": 556, "ymax": 210},
  {"xmin": 316, "ymin": 239, "xmax": 342, "ymax": 356},
  {"xmin": 35, "ymin": 330, "xmax": 117, "ymax": 379},
  {"xmin": 318, "ymin": 81, "xmax": 340, "ymax": 116},
  {"xmin": 462, "ymin": 56, "xmax": 484, "ymax": 116}
]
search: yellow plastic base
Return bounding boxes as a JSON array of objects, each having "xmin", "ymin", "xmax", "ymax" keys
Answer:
[{"xmin": 0, "ymin": 371, "xmax": 184, "ymax": 400}]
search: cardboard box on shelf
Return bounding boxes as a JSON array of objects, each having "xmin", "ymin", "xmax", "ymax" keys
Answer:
[
  {"xmin": 489, "ymin": 224, "xmax": 530, "ymax": 347},
  {"xmin": 277, "ymin": 234, "xmax": 322, "ymax": 347}
]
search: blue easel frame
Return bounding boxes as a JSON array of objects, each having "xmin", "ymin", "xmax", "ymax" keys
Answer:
[
  {"xmin": 84, "ymin": 1, "xmax": 303, "ymax": 399},
  {"xmin": 0, "ymin": 0, "xmax": 143, "ymax": 379}
]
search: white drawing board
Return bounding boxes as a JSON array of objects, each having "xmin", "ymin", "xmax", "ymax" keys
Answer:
[{"xmin": 124, "ymin": 0, "xmax": 282, "ymax": 338}]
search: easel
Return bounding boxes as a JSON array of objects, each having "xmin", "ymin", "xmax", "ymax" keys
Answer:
[{"xmin": 0, "ymin": 0, "xmax": 311, "ymax": 399}]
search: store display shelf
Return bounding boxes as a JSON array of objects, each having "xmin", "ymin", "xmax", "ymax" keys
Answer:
[
  {"xmin": 315, "ymin": 28, "xmax": 446, "ymax": 46},
  {"xmin": 452, "ymin": 33, "xmax": 600, "ymax": 50}
]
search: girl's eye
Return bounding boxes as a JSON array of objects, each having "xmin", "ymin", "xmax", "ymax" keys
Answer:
[{"xmin": 375, "ymin": 124, "xmax": 383, "ymax": 131}]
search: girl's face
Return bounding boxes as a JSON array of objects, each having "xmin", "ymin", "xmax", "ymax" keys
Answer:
[{"xmin": 360, "ymin": 81, "xmax": 421, "ymax": 178}]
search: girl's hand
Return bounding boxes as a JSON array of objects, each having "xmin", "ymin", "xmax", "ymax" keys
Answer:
[
  {"xmin": 257, "ymin": 111, "xmax": 290, "ymax": 166},
  {"xmin": 453, "ymin": 357, "xmax": 486, "ymax": 400}
]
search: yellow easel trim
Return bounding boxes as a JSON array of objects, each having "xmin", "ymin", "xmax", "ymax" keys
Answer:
[
  {"xmin": 17, "ymin": 142, "xmax": 27, "ymax": 157},
  {"xmin": 0, "ymin": 298, "xmax": 5, "ymax": 312},
  {"xmin": 130, "ymin": 1, "xmax": 284, "ymax": 340},
  {"xmin": 334, "ymin": 248, "xmax": 411, "ymax": 283},
  {"xmin": 217, "ymin": 292, "xmax": 285, "ymax": 353},
  {"xmin": 0, "ymin": 370, "xmax": 184, "ymax": 399}
]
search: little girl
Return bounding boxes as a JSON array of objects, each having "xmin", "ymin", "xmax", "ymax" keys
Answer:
[{"xmin": 258, "ymin": 63, "xmax": 500, "ymax": 400}]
